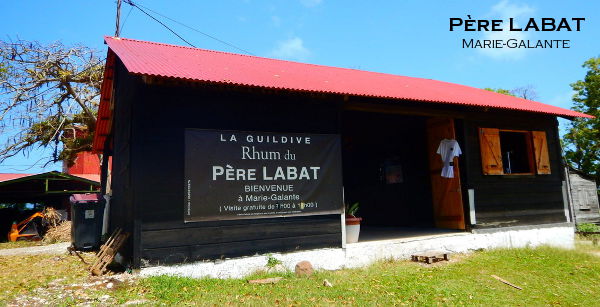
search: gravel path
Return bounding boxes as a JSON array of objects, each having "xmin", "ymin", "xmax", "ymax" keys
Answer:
[{"xmin": 0, "ymin": 242, "xmax": 71, "ymax": 257}]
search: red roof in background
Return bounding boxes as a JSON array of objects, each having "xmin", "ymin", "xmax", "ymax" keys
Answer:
[
  {"xmin": 0, "ymin": 173, "xmax": 32, "ymax": 183},
  {"xmin": 93, "ymin": 36, "xmax": 592, "ymax": 150},
  {"xmin": 74, "ymin": 174, "xmax": 101, "ymax": 183},
  {"xmin": 0, "ymin": 172, "xmax": 99, "ymax": 184}
]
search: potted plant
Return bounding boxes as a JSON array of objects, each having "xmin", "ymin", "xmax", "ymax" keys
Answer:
[{"xmin": 345, "ymin": 202, "xmax": 362, "ymax": 243}]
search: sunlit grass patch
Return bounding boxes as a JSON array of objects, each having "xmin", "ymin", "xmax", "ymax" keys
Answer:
[{"xmin": 132, "ymin": 246, "xmax": 600, "ymax": 306}]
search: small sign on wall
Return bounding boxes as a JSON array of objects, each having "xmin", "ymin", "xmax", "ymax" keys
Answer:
[{"xmin": 184, "ymin": 129, "xmax": 344, "ymax": 222}]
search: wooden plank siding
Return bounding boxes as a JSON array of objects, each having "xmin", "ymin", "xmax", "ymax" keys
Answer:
[
  {"xmin": 461, "ymin": 114, "xmax": 567, "ymax": 228},
  {"xmin": 569, "ymin": 171, "xmax": 600, "ymax": 224},
  {"xmin": 116, "ymin": 62, "xmax": 343, "ymax": 266},
  {"xmin": 141, "ymin": 233, "xmax": 341, "ymax": 264},
  {"xmin": 107, "ymin": 60, "xmax": 139, "ymax": 262}
]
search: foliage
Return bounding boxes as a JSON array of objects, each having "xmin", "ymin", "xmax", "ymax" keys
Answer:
[
  {"xmin": 563, "ymin": 57, "xmax": 600, "ymax": 183},
  {"xmin": 0, "ymin": 39, "xmax": 104, "ymax": 166},
  {"xmin": 484, "ymin": 87, "xmax": 514, "ymax": 96},
  {"xmin": 121, "ymin": 247, "xmax": 600, "ymax": 306},
  {"xmin": 345, "ymin": 202, "xmax": 360, "ymax": 216},
  {"xmin": 0, "ymin": 62, "xmax": 6, "ymax": 79},
  {"xmin": 265, "ymin": 254, "xmax": 282, "ymax": 268},
  {"xmin": 577, "ymin": 223, "xmax": 600, "ymax": 233},
  {"xmin": 0, "ymin": 203, "xmax": 42, "ymax": 210},
  {"xmin": 484, "ymin": 85, "xmax": 538, "ymax": 100}
]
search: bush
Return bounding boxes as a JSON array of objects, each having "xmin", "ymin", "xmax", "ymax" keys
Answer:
[{"xmin": 577, "ymin": 223, "xmax": 600, "ymax": 233}]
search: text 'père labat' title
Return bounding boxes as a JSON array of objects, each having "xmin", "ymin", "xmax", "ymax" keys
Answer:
[{"xmin": 450, "ymin": 16, "xmax": 586, "ymax": 50}]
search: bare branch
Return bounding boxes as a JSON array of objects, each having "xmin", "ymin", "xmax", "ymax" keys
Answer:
[{"xmin": 0, "ymin": 39, "xmax": 104, "ymax": 165}]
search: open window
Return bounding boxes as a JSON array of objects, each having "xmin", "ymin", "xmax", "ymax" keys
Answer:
[{"xmin": 479, "ymin": 128, "xmax": 551, "ymax": 175}]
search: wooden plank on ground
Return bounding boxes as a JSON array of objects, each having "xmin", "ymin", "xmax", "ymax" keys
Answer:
[
  {"xmin": 247, "ymin": 277, "xmax": 283, "ymax": 284},
  {"xmin": 411, "ymin": 250, "xmax": 449, "ymax": 264},
  {"xmin": 89, "ymin": 228, "xmax": 129, "ymax": 276},
  {"xmin": 491, "ymin": 275, "xmax": 522, "ymax": 290}
]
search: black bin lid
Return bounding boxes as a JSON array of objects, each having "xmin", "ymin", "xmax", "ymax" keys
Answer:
[{"xmin": 70, "ymin": 193, "xmax": 103, "ymax": 205}]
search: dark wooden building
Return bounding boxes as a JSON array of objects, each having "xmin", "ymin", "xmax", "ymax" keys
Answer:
[
  {"xmin": 93, "ymin": 37, "xmax": 591, "ymax": 268},
  {"xmin": 567, "ymin": 168, "xmax": 600, "ymax": 224}
]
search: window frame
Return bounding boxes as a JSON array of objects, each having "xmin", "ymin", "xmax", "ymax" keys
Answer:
[
  {"xmin": 479, "ymin": 127, "xmax": 551, "ymax": 176},
  {"xmin": 497, "ymin": 129, "xmax": 535, "ymax": 175}
]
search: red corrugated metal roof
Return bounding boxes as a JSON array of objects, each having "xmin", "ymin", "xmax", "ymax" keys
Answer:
[
  {"xmin": 0, "ymin": 173, "xmax": 32, "ymax": 183},
  {"xmin": 93, "ymin": 36, "xmax": 591, "ymax": 151}
]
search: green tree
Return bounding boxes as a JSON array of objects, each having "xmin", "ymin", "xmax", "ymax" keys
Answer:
[
  {"xmin": 484, "ymin": 85, "xmax": 538, "ymax": 100},
  {"xmin": 484, "ymin": 88, "xmax": 514, "ymax": 96},
  {"xmin": 563, "ymin": 57, "xmax": 600, "ymax": 183},
  {"xmin": 0, "ymin": 39, "xmax": 103, "ymax": 166}
]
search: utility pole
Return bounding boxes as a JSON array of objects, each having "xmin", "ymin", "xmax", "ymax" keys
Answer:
[{"xmin": 115, "ymin": 0, "xmax": 122, "ymax": 37}]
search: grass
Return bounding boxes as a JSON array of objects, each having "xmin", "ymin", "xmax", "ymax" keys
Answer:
[
  {"xmin": 575, "ymin": 235, "xmax": 600, "ymax": 254},
  {"xmin": 2, "ymin": 243, "xmax": 599, "ymax": 306},
  {"xmin": 0, "ymin": 253, "xmax": 94, "ymax": 304},
  {"xmin": 0, "ymin": 240, "xmax": 45, "ymax": 250},
  {"xmin": 111, "ymin": 245, "xmax": 600, "ymax": 306}
]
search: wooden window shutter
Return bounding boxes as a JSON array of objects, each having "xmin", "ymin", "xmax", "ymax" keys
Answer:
[
  {"xmin": 532, "ymin": 131, "xmax": 551, "ymax": 174},
  {"xmin": 479, "ymin": 128, "xmax": 504, "ymax": 175}
]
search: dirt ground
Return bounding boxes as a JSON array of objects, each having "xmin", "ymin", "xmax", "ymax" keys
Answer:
[
  {"xmin": 7, "ymin": 272, "xmax": 141, "ymax": 306},
  {"xmin": 0, "ymin": 242, "xmax": 71, "ymax": 257}
]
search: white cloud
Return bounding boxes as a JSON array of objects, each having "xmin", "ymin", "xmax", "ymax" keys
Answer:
[
  {"xmin": 479, "ymin": 0, "xmax": 535, "ymax": 60},
  {"xmin": 490, "ymin": 0, "xmax": 534, "ymax": 18},
  {"xmin": 300, "ymin": 0, "xmax": 322, "ymax": 8},
  {"xmin": 269, "ymin": 37, "xmax": 311, "ymax": 61}
]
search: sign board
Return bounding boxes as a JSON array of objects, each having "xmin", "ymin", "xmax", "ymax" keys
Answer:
[{"xmin": 184, "ymin": 129, "xmax": 343, "ymax": 222}]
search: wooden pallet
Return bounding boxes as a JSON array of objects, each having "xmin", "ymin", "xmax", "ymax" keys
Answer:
[
  {"xmin": 411, "ymin": 251, "xmax": 449, "ymax": 264},
  {"xmin": 89, "ymin": 228, "xmax": 130, "ymax": 276}
]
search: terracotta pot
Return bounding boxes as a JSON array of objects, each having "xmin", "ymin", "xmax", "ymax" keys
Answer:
[{"xmin": 345, "ymin": 216, "xmax": 362, "ymax": 225}]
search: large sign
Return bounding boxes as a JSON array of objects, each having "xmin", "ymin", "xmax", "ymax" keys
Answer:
[{"xmin": 184, "ymin": 129, "xmax": 343, "ymax": 222}]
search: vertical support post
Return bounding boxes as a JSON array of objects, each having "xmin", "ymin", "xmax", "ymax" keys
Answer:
[
  {"xmin": 45, "ymin": 178, "xmax": 49, "ymax": 193},
  {"xmin": 468, "ymin": 189, "xmax": 476, "ymax": 225},
  {"xmin": 341, "ymin": 213, "xmax": 347, "ymax": 248},
  {"xmin": 115, "ymin": 0, "xmax": 122, "ymax": 37},
  {"xmin": 564, "ymin": 167, "xmax": 575, "ymax": 223},
  {"xmin": 562, "ymin": 180, "xmax": 572, "ymax": 223},
  {"xmin": 341, "ymin": 187, "xmax": 346, "ymax": 248},
  {"xmin": 100, "ymin": 152, "xmax": 110, "ymax": 195}
]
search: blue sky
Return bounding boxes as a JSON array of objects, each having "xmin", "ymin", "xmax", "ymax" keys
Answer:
[{"xmin": 0, "ymin": 0, "xmax": 598, "ymax": 173}]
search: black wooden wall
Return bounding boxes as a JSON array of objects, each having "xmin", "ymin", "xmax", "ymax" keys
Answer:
[
  {"xmin": 109, "ymin": 62, "xmax": 342, "ymax": 267},
  {"xmin": 107, "ymin": 60, "xmax": 570, "ymax": 267},
  {"xmin": 460, "ymin": 112, "xmax": 568, "ymax": 228},
  {"xmin": 108, "ymin": 60, "xmax": 137, "ymax": 261}
]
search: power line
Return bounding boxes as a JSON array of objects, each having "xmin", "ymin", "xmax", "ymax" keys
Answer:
[
  {"xmin": 1, "ymin": 156, "xmax": 53, "ymax": 172},
  {"xmin": 124, "ymin": 0, "xmax": 197, "ymax": 48},
  {"xmin": 120, "ymin": 5, "xmax": 134, "ymax": 34},
  {"xmin": 124, "ymin": 0, "xmax": 256, "ymax": 56}
]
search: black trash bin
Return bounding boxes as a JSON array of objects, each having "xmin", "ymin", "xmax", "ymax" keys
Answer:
[{"xmin": 70, "ymin": 193, "xmax": 105, "ymax": 251}]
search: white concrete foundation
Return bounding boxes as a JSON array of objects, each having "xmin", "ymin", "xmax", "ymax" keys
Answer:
[{"xmin": 140, "ymin": 223, "xmax": 574, "ymax": 279}]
